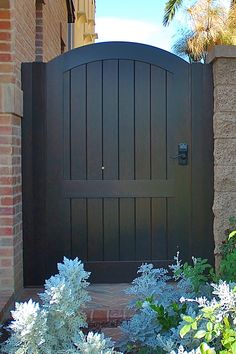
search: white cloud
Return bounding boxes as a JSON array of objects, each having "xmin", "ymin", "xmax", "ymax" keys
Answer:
[{"xmin": 95, "ymin": 17, "xmax": 173, "ymax": 51}]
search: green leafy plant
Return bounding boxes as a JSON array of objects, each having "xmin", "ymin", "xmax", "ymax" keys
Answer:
[
  {"xmin": 149, "ymin": 300, "xmax": 187, "ymax": 333},
  {"xmin": 173, "ymin": 257, "xmax": 215, "ymax": 293},
  {"xmin": 180, "ymin": 282, "xmax": 236, "ymax": 353},
  {"xmin": 219, "ymin": 217, "xmax": 236, "ymax": 282}
]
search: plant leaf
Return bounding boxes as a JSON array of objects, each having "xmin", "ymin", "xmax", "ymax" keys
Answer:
[
  {"xmin": 180, "ymin": 324, "xmax": 192, "ymax": 338},
  {"xmin": 228, "ymin": 230, "xmax": 236, "ymax": 240},
  {"xmin": 194, "ymin": 330, "xmax": 206, "ymax": 339}
]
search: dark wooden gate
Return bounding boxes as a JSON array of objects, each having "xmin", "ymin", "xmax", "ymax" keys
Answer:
[{"xmin": 22, "ymin": 42, "xmax": 214, "ymax": 285}]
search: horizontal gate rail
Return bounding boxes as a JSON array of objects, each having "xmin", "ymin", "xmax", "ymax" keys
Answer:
[{"xmin": 63, "ymin": 180, "xmax": 175, "ymax": 198}]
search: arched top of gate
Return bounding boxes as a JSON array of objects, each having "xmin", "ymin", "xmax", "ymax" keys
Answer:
[{"xmin": 49, "ymin": 41, "xmax": 189, "ymax": 73}]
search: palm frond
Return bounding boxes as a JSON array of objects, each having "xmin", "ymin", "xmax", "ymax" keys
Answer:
[
  {"xmin": 172, "ymin": 0, "xmax": 236, "ymax": 63},
  {"xmin": 163, "ymin": 0, "xmax": 184, "ymax": 26}
]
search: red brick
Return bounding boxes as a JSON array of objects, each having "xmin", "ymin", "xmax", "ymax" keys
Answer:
[
  {"xmin": 0, "ymin": 115, "xmax": 20, "ymax": 126},
  {"xmin": 0, "ymin": 217, "xmax": 13, "ymax": 226},
  {"xmin": 0, "ymin": 227, "xmax": 13, "ymax": 236},
  {"xmin": 36, "ymin": 10, "xmax": 43, "ymax": 18},
  {"xmin": 0, "ymin": 208, "xmax": 13, "ymax": 216},
  {"xmin": 0, "ymin": 42, "xmax": 11, "ymax": 52},
  {"xmin": 0, "ymin": 156, "xmax": 12, "ymax": 165},
  {"xmin": 0, "ymin": 126, "xmax": 12, "ymax": 135},
  {"xmin": 0, "ymin": 146, "xmax": 12, "ymax": 154},
  {"xmin": 0, "ymin": 187, "xmax": 13, "ymax": 196},
  {"xmin": 0, "ymin": 167, "xmax": 12, "ymax": 175},
  {"xmin": 0, "ymin": 74, "xmax": 15, "ymax": 83},
  {"xmin": 36, "ymin": 26, "xmax": 43, "ymax": 33},
  {"xmin": 0, "ymin": 64, "xmax": 14, "ymax": 73},
  {"xmin": 0, "ymin": 258, "xmax": 12, "ymax": 267},
  {"xmin": 93, "ymin": 310, "xmax": 109, "ymax": 322},
  {"xmin": 0, "ymin": 53, "xmax": 12, "ymax": 61},
  {"xmin": 0, "ymin": 136, "xmax": 12, "ymax": 145},
  {"xmin": 0, "ymin": 177, "xmax": 16, "ymax": 186},
  {"xmin": 0, "ymin": 248, "xmax": 13, "ymax": 257},
  {"xmin": 36, "ymin": 33, "xmax": 43, "ymax": 40},
  {"xmin": 1, "ymin": 195, "xmax": 21, "ymax": 206},
  {"xmin": 0, "ymin": 21, "xmax": 11, "ymax": 30},
  {"xmin": 1, "ymin": 197, "xmax": 13, "ymax": 206},
  {"xmin": 35, "ymin": 40, "xmax": 43, "ymax": 47},
  {"xmin": 0, "ymin": 32, "xmax": 10, "ymax": 41},
  {"xmin": 0, "ymin": 1, "xmax": 10, "ymax": 10},
  {"xmin": 0, "ymin": 10, "xmax": 10, "ymax": 19}
]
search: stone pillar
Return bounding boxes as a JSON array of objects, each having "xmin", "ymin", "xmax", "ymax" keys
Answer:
[{"xmin": 207, "ymin": 46, "xmax": 236, "ymax": 269}]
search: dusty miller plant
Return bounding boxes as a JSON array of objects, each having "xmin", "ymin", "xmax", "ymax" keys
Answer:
[
  {"xmin": 120, "ymin": 253, "xmax": 214, "ymax": 353},
  {"xmin": 1, "ymin": 257, "xmax": 121, "ymax": 354}
]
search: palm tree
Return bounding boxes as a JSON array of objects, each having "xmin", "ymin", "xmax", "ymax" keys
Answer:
[
  {"xmin": 163, "ymin": 0, "xmax": 236, "ymax": 26},
  {"xmin": 168, "ymin": 0, "xmax": 236, "ymax": 62}
]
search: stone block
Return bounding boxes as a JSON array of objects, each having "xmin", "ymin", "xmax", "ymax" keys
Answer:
[
  {"xmin": 213, "ymin": 58, "xmax": 236, "ymax": 86},
  {"xmin": 214, "ymin": 85, "xmax": 236, "ymax": 112},
  {"xmin": 0, "ymin": 83, "xmax": 23, "ymax": 117},
  {"xmin": 214, "ymin": 138, "xmax": 236, "ymax": 165},
  {"xmin": 215, "ymin": 165, "xmax": 236, "ymax": 192},
  {"xmin": 214, "ymin": 112, "xmax": 236, "ymax": 138}
]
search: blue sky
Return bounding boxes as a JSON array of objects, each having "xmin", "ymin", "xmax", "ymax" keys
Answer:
[
  {"xmin": 95, "ymin": 0, "xmax": 177, "ymax": 52},
  {"xmin": 95, "ymin": 0, "xmax": 231, "ymax": 53}
]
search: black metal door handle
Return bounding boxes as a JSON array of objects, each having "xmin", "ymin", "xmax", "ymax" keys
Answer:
[{"xmin": 170, "ymin": 144, "xmax": 188, "ymax": 165}]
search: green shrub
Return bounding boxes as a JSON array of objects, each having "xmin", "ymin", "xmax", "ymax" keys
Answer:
[{"xmin": 219, "ymin": 217, "xmax": 236, "ymax": 282}]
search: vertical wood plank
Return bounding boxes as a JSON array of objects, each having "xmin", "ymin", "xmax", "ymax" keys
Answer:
[
  {"xmin": 150, "ymin": 67, "xmax": 168, "ymax": 261},
  {"xmin": 136, "ymin": 198, "xmax": 151, "ymax": 260},
  {"xmin": 71, "ymin": 199, "xmax": 88, "ymax": 260},
  {"xmin": 87, "ymin": 62, "xmax": 102, "ymax": 180},
  {"xmin": 119, "ymin": 60, "xmax": 135, "ymax": 260},
  {"xmin": 120, "ymin": 198, "xmax": 135, "ymax": 261},
  {"xmin": 151, "ymin": 66, "xmax": 167, "ymax": 179},
  {"xmin": 71, "ymin": 65, "xmax": 87, "ymax": 179},
  {"xmin": 151, "ymin": 198, "xmax": 167, "ymax": 260},
  {"xmin": 103, "ymin": 60, "xmax": 119, "ymax": 180},
  {"xmin": 102, "ymin": 61, "xmax": 119, "ymax": 261},
  {"xmin": 63, "ymin": 71, "xmax": 71, "ymax": 179},
  {"xmin": 119, "ymin": 60, "xmax": 134, "ymax": 180},
  {"xmin": 135, "ymin": 61, "xmax": 151, "ymax": 180},
  {"xmin": 104, "ymin": 198, "xmax": 119, "ymax": 261},
  {"xmin": 87, "ymin": 199, "xmax": 103, "ymax": 261},
  {"xmin": 134, "ymin": 62, "xmax": 151, "ymax": 259}
]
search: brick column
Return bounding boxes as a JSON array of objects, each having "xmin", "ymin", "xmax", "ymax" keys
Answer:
[
  {"xmin": 0, "ymin": 0, "xmax": 23, "ymax": 292},
  {"xmin": 207, "ymin": 46, "xmax": 236, "ymax": 269}
]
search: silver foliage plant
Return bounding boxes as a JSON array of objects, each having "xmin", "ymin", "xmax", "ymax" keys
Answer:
[
  {"xmin": 120, "ymin": 253, "xmax": 211, "ymax": 353},
  {"xmin": 1, "ymin": 257, "xmax": 121, "ymax": 354}
]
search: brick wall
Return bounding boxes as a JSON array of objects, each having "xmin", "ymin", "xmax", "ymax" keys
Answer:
[
  {"xmin": 43, "ymin": 0, "xmax": 68, "ymax": 62},
  {"xmin": 0, "ymin": 0, "xmax": 70, "ymax": 292}
]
